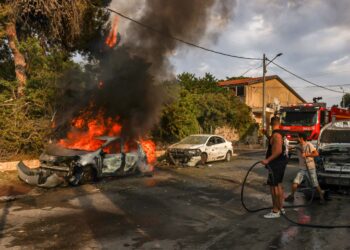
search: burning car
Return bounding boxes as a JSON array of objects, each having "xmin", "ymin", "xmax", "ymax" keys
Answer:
[
  {"xmin": 166, "ymin": 134, "xmax": 234, "ymax": 167},
  {"xmin": 17, "ymin": 136, "xmax": 153, "ymax": 188},
  {"xmin": 317, "ymin": 120, "xmax": 350, "ymax": 187}
]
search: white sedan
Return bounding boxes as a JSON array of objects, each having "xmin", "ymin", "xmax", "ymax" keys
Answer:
[{"xmin": 166, "ymin": 134, "xmax": 234, "ymax": 167}]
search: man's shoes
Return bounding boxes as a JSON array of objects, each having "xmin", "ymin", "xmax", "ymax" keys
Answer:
[
  {"xmin": 264, "ymin": 211, "xmax": 281, "ymax": 219},
  {"xmin": 285, "ymin": 194, "xmax": 294, "ymax": 202}
]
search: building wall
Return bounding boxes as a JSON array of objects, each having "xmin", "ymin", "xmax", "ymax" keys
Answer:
[{"xmin": 245, "ymin": 79, "xmax": 304, "ymax": 108}]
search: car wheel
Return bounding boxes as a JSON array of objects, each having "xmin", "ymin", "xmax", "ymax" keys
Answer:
[
  {"xmin": 80, "ymin": 166, "xmax": 97, "ymax": 184},
  {"xmin": 225, "ymin": 151, "xmax": 232, "ymax": 162},
  {"xmin": 200, "ymin": 153, "xmax": 208, "ymax": 165}
]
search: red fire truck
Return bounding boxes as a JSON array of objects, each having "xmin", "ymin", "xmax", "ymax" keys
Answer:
[{"xmin": 278, "ymin": 102, "xmax": 350, "ymax": 156}]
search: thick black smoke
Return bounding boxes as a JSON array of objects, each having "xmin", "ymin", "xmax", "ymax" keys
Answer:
[
  {"xmin": 125, "ymin": 0, "xmax": 234, "ymax": 77},
  {"xmin": 55, "ymin": 0, "xmax": 234, "ymax": 139}
]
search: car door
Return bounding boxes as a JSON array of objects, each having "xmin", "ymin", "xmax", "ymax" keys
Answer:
[
  {"xmin": 215, "ymin": 136, "xmax": 228, "ymax": 160},
  {"xmin": 206, "ymin": 136, "xmax": 223, "ymax": 161},
  {"xmin": 101, "ymin": 140, "xmax": 123, "ymax": 175}
]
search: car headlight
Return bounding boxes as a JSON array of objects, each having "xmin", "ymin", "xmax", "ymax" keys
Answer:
[{"xmin": 187, "ymin": 149, "xmax": 201, "ymax": 156}]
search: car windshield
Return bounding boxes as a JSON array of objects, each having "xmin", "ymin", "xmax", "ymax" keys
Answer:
[
  {"xmin": 320, "ymin": 130, "xmax": 350, "ymax": 144},
  {"xmin": 179, "ymin": 136, "xmax": 209, "ymax": 145},
  {"xmin": 281, "ymin": 111, "xmax": 317, "ymax": 126}
]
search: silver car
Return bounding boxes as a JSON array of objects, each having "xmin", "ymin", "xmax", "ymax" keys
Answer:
[
  {"xmin": 167, "ymin": 134, "xmax": 234, "ymax": 167},
  {"xmin": 17, "ymin": 136, "xmax": 153, "ymax": 188},
  {"xmin": 317, "ymin": 120, "xmax": 350, "ymax": 187}
]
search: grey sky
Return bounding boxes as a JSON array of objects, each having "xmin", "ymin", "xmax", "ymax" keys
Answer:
[{"xmin": 112, "ymin": 0, "xmax": 350, "ymax": 105}]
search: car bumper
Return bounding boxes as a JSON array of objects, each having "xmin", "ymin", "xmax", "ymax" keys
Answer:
[
  {"xmin": 167, "ymin": 152, "xmax": 201, "ymax": 167},
  {"xmin": 317, "ymin": 171, "xmax": 350, "ymax": 186},
  {"xmin": 17, "ymin": 161, "xmax": 65, "ymax": 188}
]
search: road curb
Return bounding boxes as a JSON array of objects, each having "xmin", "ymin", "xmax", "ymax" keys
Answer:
[{"xmin": 0, "ymin": 160, "xmax": 39, "ymax": 172}]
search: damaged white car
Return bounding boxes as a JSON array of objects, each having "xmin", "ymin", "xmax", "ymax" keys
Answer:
[
  {"xmin": 17, "ymin": 136, "xmax": 153, "ymax": 188},
  {"xmin": 317, "ymin": 120, "xmax": 350, "ymax": 187},
  {"xmin": 166, "ymin": 134, "xmax": 234, "ymax": 167}
]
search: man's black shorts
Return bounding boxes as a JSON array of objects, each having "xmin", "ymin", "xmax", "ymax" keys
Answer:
[{"xmin": 267, "ymin": 161, "xmax": 287, "ymax": 186}]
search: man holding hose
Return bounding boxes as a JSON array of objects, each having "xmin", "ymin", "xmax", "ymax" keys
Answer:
[{"xmin": 261, "ymin": 116, "xmax": 288, "ymax": 219}]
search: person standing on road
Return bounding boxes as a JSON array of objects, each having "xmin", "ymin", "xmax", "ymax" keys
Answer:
[
  {"xmin": 285, "ymin": 133, "xmax": 325, "ymax": 203},
  {"xmin": 261, "ymin": 116, "xmax": 288, "ymax": 219}
]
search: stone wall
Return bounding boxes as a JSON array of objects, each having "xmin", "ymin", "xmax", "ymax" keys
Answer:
[{"xmin": 214, "ymin": 126, "xmax": 239, "ymax": 141}]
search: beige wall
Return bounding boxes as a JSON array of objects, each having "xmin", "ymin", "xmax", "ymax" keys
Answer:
[{"xmin": 245, "ymin": 79, "xmax": 304, "ymax": 108}]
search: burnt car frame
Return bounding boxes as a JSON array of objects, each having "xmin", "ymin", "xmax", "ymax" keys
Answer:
[
  {"xmin": 316, "ymin": 120, "xmax": 350, "ymax": 187},
  {"xmin": 17, "ymin": 136, "xmax": 152, "ymax": 188}
]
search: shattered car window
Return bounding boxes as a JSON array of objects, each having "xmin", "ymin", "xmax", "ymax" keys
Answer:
[
  {"xmin": 179, "ymin": 136, "xmax": 209, "ymax": 145},
  {"xmin": 103, "ymin": 140, "xmax": 121, "ymax": 154}
]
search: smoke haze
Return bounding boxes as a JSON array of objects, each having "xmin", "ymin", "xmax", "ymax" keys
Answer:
[{"xmin": 56, "ymin": 0, "xmax": 235, "ymax": 139}]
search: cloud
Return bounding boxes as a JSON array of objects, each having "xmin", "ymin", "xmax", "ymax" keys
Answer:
[{"xmin": 112, "ymin": 0, "xmax": 350, "ymax": 105}]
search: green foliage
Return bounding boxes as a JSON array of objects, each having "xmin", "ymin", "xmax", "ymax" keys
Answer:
[
  {"xmin": 341, "ymin": 93, "xmax": 350, "ymax": 108},
  {"xmin": 154, "ymin": 73, "xmax": 255, "ymax": 143},
  {"xmin": 178, "ymin": 72, "xmax": 225, "ymax": 94},
  {"xmin": 157, "ymin": 88, "xmax": 200, "ymax": 141},
  {"xmin": 0, "ymin": 1, "xmax": 113, "ymax": 159},
  {"xmin": 0, "ymin": 38, "xmax": 80, "ymax": 160}
]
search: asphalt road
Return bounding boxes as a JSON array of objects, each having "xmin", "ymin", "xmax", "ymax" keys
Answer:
[{"xmin": 1, "ymin": 151, "xmax": 350, "ymax": 249}]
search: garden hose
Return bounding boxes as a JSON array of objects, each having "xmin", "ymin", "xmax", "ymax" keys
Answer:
[{"xmin": 240, "ymin": 161, "xmax": 350, "ymax": 229}]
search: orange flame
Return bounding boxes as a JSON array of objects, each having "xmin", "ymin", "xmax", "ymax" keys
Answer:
[
  {"xmin": 140, "ymin": 139, "xmax": 156, "ymax": 164},
  {"xmin": 58, "ymin": 112, "xmax": 122, "ymax": 152},
  {"xmin": 58, "ymin": 111, "xmax": 156, "ymax": 164},
  {"xmin": 105, "ymin": 16, "xmax": 119, "ymax": 48}
]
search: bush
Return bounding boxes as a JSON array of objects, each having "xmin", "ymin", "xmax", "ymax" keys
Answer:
[
  {"xmin": 0, "ymin": 38, "xmax": 78, "ymax": 160},
  {"xmin": 154, "ymin": 73, "xmax": 255, "ymax": 143}
]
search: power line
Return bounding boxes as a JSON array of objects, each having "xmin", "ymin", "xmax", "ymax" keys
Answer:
[
  {"xmin": 105, "ymin": 6, "xmax": 348, "ymax": 95},
  {"xmin": 302, "ymin": 83, "xmax": 350, "ymax": 88},
  {"xmin": 105, "ymin": 7, "xmax": 262, "ymax": 61},
  {"xmin": 269, "ymin": 60, "xmax": 347, "ymax": 94},
  {"xmin": 239, "ymin": 63, "xmax": 263, "ymax": 77}
]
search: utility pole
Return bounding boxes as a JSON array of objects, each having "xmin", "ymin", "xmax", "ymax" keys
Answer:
[
  {"xmin": 340, "ymin": 87, "xmax": 345, "ymax": 107},
  {"xmin": 262, "ymin": 54, "xmax": 267, "ymax": 148}
]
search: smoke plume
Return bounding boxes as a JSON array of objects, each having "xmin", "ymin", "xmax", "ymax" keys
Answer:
[{"xmin": 55, "ymin": 0, "xmax": 235, "ymax": 139}]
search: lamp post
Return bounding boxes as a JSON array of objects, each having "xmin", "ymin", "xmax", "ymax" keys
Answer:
[{"xmin": 262, "ymin": 53, "xmax": 283, "ymax": 147}]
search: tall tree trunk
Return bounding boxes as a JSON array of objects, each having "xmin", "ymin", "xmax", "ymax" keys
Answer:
[{"xmin": 6, "ymin": 21, "xmax": 27, "ymax": 97}]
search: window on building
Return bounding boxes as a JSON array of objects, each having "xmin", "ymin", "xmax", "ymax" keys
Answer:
[{"xmin": 236, "ymin": 86, "xmax": 245, "ymax": 97}]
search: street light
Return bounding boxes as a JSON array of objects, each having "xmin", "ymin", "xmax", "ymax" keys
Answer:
[{"xmin": 262, "ymin": 52, "xmax": 283, "ymax": 147}]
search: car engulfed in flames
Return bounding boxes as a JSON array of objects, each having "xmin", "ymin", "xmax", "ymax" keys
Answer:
[{"xmin": 17, "ymin": 136, "xmax": 154, "ymax": 188}]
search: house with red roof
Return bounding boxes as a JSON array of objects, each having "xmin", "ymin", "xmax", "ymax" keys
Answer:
[{"xmin": 218, "ymin": 75, "xmax": 306, "ymax": 125}]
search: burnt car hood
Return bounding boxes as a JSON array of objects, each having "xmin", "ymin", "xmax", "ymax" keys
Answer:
[
  {"xmin": 44, "ymin": 144, "xmax": 91, "ymax": 157},
  {"xmin": 17, "ymin": 161, "xmax": 64, "ymax": 188}
]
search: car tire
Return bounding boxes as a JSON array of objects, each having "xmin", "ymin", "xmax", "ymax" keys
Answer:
[
  {"xmin": 225, "ymin": 151, "xmax": 232, "ymax": 162},
  {"xmin": 80, "ymin": 166, "xmax": 97, "ymax": 184},
  {"xmin": 200, "ymin": 153, "xmax": 208, "ymax": 165}
]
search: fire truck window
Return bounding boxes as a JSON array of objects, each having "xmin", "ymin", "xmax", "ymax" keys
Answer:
[
  {"xmin": 281, "ymin": 111, "xmax": 317, "ymax": 126},
  {"xmin": 103, "ymin": 141, "xmax": 121, "ymax": 154}
]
